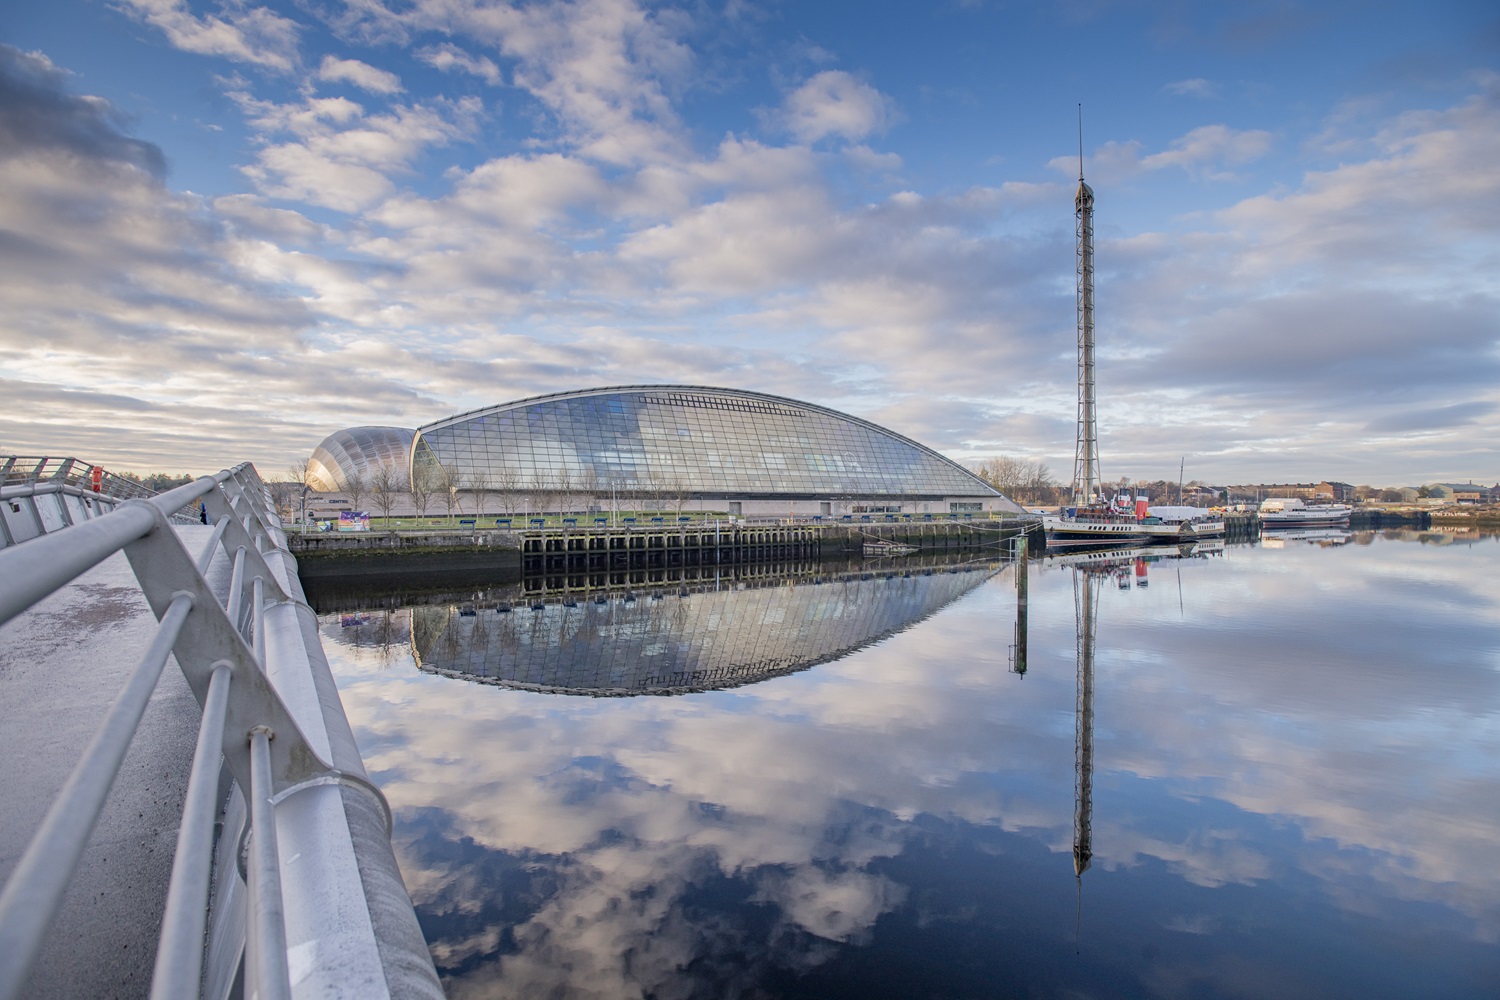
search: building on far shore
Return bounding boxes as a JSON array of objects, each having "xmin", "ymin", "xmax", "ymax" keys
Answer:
[
  {"xmin": 305, "ymin": 385, "xmax": 1024, "ymax": 518},
  {"xmin": 1421, "ymin": 482, "xmax": 1498, "ymax": 504},
  {"xmin": 1225, "ymin": 481, "xmax": 1355, "ymax": 503}
]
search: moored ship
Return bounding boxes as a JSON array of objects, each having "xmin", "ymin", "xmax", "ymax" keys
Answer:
[
  {"xmin": 1045, "ymin": 496, "xmax": 1226, "ymax": 547},
  {"xmin": 1257, "ymin": 497, "xmax": 1352, "ymax": 528}
]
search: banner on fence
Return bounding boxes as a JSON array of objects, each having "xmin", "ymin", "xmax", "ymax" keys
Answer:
[{"xmin": 338, "ymin": 511, "xmax": 371, "ymax": 532}]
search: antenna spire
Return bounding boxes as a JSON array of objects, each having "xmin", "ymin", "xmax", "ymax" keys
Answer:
[{"xmin": 1077, "ymin": 103, "xmax": 1084, "ymax": 181}]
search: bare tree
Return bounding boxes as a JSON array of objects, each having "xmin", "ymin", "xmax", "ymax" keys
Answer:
[
  {"xmin": 436, "ymin": 463, "xmax": 465, "ymax": 519},
  {"xmin": 370, "ymin": 464, "xmax": 406, "ymax": 522},
  {"xmin": 639, "ymin": 471, "xmax": 665, "ymax": 516},
  {"xmin": 975, "ymin": 456, "xmax": 1057, "ymax": 504},
  {"xmin": 287, "ymin": 456, "xmax": 315, "ymax": 490},
  {"xmin": 664, "ymin": 475, "xmax": 692, "ymax": 515},
  {"xmin": 267, "ymin": 481, "xmax": 301, "ymax": 523},
  {"xmin": 338, "ymin": 471, "xmax": 369, "ymax": 514},
  {"xmin": 471, "ymin": 473, "xmax": 495, "ymax": 519},
  {"xmin": 409, "ymin": 460, "xmax": 437, "ymax": 518},
  {"xmin": 528, "ymin": 472, "xmax": 553, "ymax": 520},
  {"xmin": 494, "ymin": 466, "xmax": 523, "ymax": 518},
  {"xmin": 578, "ymin": 468, "xmax": 599, "ymax": 515},
  {"xmin": 555, "ymin": 468, "xmax": 574, "ymax": 516}
]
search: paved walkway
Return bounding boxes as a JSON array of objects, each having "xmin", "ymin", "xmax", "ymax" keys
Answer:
[{"xmin": 0, "ymin": 525, "xmax": 221, "ymax": 1000}]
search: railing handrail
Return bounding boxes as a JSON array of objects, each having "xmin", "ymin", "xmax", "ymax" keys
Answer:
[{"xmin": 0, "ymin": 463, "xmax": 441, "ymax": 999}]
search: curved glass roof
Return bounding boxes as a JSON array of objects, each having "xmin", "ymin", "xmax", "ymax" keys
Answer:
[
  {"xmin": 308, "ymin": 426, "xmax": 415, "ymax": 492},
  {"xmin": 414, "ymin": 385, "xmax": 1000, "ymax": 499}
]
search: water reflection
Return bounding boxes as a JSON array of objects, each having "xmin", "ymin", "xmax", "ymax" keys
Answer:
[
  {"xmin": 410, "ymin": 562, "xmax": 1001, "ymax": 696},
  {"xmin": 320, "ymin": 534, "xmax": 1500, "ymax": 998}
]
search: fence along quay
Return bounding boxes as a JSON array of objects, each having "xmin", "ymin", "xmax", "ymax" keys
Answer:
[{"xmin": 0, "ymin": 460, "xmax": 441, "ymax": 1000}]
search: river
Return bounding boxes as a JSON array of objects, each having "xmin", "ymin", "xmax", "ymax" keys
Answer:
[{"xmin": 315, "ymin": 527, "xmax": 1500, "ymax": 999}]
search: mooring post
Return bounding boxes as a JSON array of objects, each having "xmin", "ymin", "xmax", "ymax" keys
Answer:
[{"xmin": 1013, "ymin": 530, "xmax": 1029, "ymax": 675}]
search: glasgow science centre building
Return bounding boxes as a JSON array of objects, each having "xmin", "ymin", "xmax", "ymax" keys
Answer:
[{"xmin": 307, "ymin": 385, "xmax": 1023, "ymax": 518}]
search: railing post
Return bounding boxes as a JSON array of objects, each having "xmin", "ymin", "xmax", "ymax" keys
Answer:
[{"xmin": 246, "ymin": 726, "xmax": 293, "ymax": 1000}]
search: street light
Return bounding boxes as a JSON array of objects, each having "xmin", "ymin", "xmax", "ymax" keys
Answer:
[{"xmin": 300, "ymin": 484, "xmax": 311, "ymax": 534}]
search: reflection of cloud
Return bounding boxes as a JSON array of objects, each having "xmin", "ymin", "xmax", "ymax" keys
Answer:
[{"xmin": 324, "ymin": 537, "xmax": 1500, "ymax": 993}]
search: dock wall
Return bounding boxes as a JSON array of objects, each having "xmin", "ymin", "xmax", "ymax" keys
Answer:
[{"xmin": 289, "ymin": 519, "xmax": 1033, "ymax": 577}]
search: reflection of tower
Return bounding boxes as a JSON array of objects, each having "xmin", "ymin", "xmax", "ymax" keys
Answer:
[{"xmin": 1073, "ymin": 568, "xmax": 1097, "ymax": 878}]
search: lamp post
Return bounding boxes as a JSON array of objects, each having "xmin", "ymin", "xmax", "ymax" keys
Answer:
[{"xmin": 300, "ymin": 484, "xmax": 311, "ymax": 534}]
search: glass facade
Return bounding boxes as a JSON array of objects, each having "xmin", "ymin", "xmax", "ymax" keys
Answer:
[
  {"xmin": 308, "ymin": 426, "xmax": 415, "ymax": 492},
  {"xmin": 413, "ymin": 386, "xmax": 1001, "ymax": 500}
]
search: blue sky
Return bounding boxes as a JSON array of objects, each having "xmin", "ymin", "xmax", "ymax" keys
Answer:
[{"xmin": 2, "ymin": 0, "xmax": 1496, "ymax": 486}]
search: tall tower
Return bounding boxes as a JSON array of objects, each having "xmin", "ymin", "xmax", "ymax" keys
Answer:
[{"xmin": 1072, "ymin": 112, "xmax": 1100, "ymax": 507}]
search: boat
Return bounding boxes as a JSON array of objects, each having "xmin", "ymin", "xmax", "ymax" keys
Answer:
[
  {"xmin": 863, "ymin": 541, "xmax": 919, "ymax": 557},
  {"xmin": 1043, "ymin": 499, "xmax": 1152, "ymax": 548},
  {"xmin": 1257, "ymin": 497, "xmax": 1352, "ymax": 528},
  {"xmin": 1144, "ymin": 505, "xmax": 1226, "ymax": 538},
  {"xmin": 1045, "ymin": 496, "xmax": 1224, "ymax": 547}
]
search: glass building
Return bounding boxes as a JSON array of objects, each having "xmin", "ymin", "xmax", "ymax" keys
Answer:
[
  {"xmin": 410, "ymin": 386, "xmax": 1019, "ymax": 516},
  {"xmin": 307, "ymin": 426, "xmax": 415, "ymax": 493}
]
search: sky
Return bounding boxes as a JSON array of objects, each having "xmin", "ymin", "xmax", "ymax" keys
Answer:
[{"xmin": 2, "ymin": 0, "xmax": 1497, "ymax": 487}]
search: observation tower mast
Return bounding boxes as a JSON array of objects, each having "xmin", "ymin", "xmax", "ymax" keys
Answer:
[{"xmin": 1072, "ymin": 108, "xmax": 1100, "ymax": 507}]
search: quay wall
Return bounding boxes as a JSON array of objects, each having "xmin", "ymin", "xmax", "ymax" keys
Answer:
[{"xmin": 289, "ymin": 519, "xmax": 1033, "ymax": 577}]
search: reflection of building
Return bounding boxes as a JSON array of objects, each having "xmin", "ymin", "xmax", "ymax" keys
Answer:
[
  {"xmin": 411, "ymin": 564, "xmax": 999, "ymax": 696},
  {"xmin": 308, "ymin": 386, "xmax": 1023, "ymax": 517}
]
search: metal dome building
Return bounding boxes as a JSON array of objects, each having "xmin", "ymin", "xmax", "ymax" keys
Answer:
[
  {"xmin": 307, "ymin": 426, "xmax": 416, "ymax": 492},
  {"xmin": 411, "ymin": 386, "xmax": 1021, "ymax": 517}
]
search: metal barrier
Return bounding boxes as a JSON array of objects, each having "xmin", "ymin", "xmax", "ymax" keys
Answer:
[
  {"xmin": 0, "ymin": 464, "xmax": 441, "ymax": 999},
  {"xmin": 1, "ymin": 456, "xmax": 201, "ymax": 548}
]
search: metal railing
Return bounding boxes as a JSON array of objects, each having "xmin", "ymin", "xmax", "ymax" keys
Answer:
[
  {"xmin": 0, "ymin": 464, "xmax": 442, "ymax": 999},
  {"xmin": 1, "ymin": 456, "xmax": 202, "ymax": 549}
]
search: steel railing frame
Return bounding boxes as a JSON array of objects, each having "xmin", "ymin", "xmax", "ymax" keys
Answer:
[
  {"xmin": 1, "ymin": 455, "xmax": 203, "ymax": 551},
  {"xmin": 0, "ymin": 463, "xmax": 442, "ymax": 1000}
]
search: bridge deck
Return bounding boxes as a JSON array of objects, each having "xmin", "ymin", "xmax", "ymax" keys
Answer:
[{"xmin": 0, "ymin": 525, "xmax": 221, "ymax": 999}]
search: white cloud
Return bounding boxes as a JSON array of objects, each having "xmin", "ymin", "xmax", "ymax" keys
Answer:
[
  {"xmin": 416, "ymin": 43, "xmax": 503, "ymax": 85},
  {"xmin": 234, "ymin": 93, "xmax": 484, "ymax": 212},
  {"xmin": 115, "ymin": 0, "xmax": 301, "ymax": 73},
  {"xmin": 317, "ymin": 54, "xmax": 403, "ymax": 94},
  {"xmin": 1163, "ymin": 77, "xmax": 1219, "ymax": 98},
  {"xmin": 1141, "ymin": 123, "xmax": 1274, "ymax": 179},
  {"xmin": 780, "ymin": 70, "xmax": 895, "ymax": 144}
]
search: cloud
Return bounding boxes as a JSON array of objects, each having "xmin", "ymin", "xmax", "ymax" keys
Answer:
[
  {"xmin": 317, "ymin": 54, "xmax": 403, "ymax": 94},
  {"xmin": 114, "ymin": 0, "xmax": 301, "ymax": 73},
  {"xmin": 389, "ymin": 0, "xmax": 700, "ymax": 167},
  {"xmin": 416, "ymin": 43, "xmax": 503, "ymax": 85},
  {"xmin": 1047, "ymin": 123, "xmax": 1272, "ymax": 183},
  {"xmin": 233, "ymin": 92, "xmax": 485, "ymax": 212},
  {"xmin": 779, "ymin": 70, "xmax": 896, "ymax": 144},
  {"xmin": 1140, "ymin": 123, "xmax": 1274, "ymax": 179},
  {"xmin": 1363, "ymin": 401, "xmax": 1496, "ymax": 434},
  {"xmin": 0, "ymin": 46, "xmax": 166, "ymax": 178},
  {"xmin": 1163, "ymin": 77, "xmax": 1220, "ymax": 98}
]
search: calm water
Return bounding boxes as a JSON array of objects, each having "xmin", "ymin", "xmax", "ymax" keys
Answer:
[{"xmin": 316, "ymin": 529, "xmax": 1500, "ymax": 999}]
